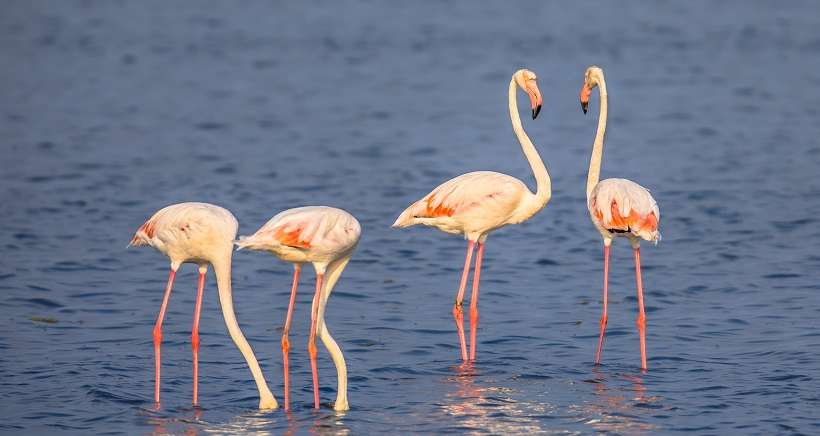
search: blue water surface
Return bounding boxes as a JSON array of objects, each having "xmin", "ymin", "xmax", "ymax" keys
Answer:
[{"xmin": 1, "ymin": 1, "xmax": 820, "ymax": 434}]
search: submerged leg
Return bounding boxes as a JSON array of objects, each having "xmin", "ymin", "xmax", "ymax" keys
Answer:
[
  {"xmin": 308, "ymin": 273, "xmax": 324, "ymax": 409},
  {"xmin": 633, "ymin": 247, "xmax": 648, "ymax": 370},
  {"xmin": 281, "ymin": 264, "xmax": 301, "ymax": 411},
  {"xmin": 191, "ymin": 266, "xmax": 207, "ymax": 406},
  {"xmin": 595, "ymin": 244, "xmax": 611, "ymax": 365},
  {"xmin": 453, "ymin": 241, "xmax": 476, "ymax": 362},
  {"xmin": 468, "ymin": 242, "xmax": 485, "ymax": 361},
  {"xmin": 153, "ymin": 268, "xmax": 177, "ymax": 405}
]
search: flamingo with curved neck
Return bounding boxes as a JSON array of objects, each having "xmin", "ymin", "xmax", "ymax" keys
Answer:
[
  {"xmin": 393, "ymin": 68, "xmax": 552, "ymax": 362},
  {"xmin": 236, "ymin": 206, "xmax": 360, "ymax": 411},
  {"xmin": 130, "ymin": 202, "xmax": 278, "ymax": 409},
  {"xmin": 580, "ymin": 66, "xmax": 661, "ymax": 370}
]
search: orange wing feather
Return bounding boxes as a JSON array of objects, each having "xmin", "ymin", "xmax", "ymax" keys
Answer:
[
  {"xmin": 595, "ymin": 200, "xmax": 658, "ymax": 233},
  {"xmin": 423, "ymin": 194, "xmax": 456, "ymax": 218},
  {"xmin": 273, "ymin": 226, "xmax": 312, "ymax": 248},
  {"xmin": 129, "ymin": 219, "xmax": 157, "ymax": 245}
]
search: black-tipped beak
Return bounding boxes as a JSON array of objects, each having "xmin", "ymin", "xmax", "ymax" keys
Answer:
[
  {"xmin": 581, "ymin": 101, "xmax": 588, "ymax": 114},
  {"xmin": 532, "ymin": 104, "xmax": 542, "ymax": 120}
]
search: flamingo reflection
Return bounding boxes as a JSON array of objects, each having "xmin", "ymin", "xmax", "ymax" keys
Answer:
[
  {"xmin": 576, "ymin": 368, "xmax": 661, "ymax": 434},
  {"xmin": 441, "ymin": 363, "xmax": 551, "ymax": 434}
]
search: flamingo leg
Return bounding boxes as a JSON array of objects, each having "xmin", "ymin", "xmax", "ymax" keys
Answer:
[
  {"xmin": 453, "ymin": 240, "xmax": 475, "ymax": 362},
  {"xmin": 595, "ymin": 244, "xmax": 610, "ymax": 365},
  {"xmin": 153, "ymin": 269, "xmax": 177, "ymax": 405},
  {"xmin": 308, "ymin": 273, "xmax": 324, "ymax": 409},
  {"xmin": 191, "ymin": 268, "xmax": 206, "ymax": 406},
  {"xmin": 281, "ymin": 264, "xmax": 301, "ymax": 411},
  {"xmin": 634, "ymin": 247, "xmax": 648, "ymax": 370},
  {"xmin": 468, "ymin": 242, "xmax": 485, "ymax": 361}
]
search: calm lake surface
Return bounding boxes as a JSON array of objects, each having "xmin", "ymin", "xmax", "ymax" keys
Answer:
[{"xmin": 2, "ymin": 1, "xmax": 819, "ymax": 434}]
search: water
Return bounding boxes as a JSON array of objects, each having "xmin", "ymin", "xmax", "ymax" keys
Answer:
[{"xmin": 2, "ymin": 1, "xmax": 820, "ymax": 434}]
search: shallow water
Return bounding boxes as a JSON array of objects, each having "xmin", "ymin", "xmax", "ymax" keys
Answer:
[{"xmin": 2, "ymin": 1, "xmax": 820, "ymax": 434}]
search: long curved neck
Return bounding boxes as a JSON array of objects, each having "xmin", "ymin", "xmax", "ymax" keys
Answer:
[
  {"xmin": 314, "ymin": 256, "xmax": 351, "ymax": 411},
  {"xmin": 587, "ymin": 75, "xmax": 608, "ymax": 200},
  {"xmin": 213, "ymin": 255, "xmax": 277, "ymax": 409},
  {"xmin": 509, "ymin": 78, "xmax": 551, "ymax": 213}
]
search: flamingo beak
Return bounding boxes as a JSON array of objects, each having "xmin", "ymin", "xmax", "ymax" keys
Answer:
[
  {"xmin": 580, "ymin": 83, "xmax": 591, "ymax": 114},
  {"xmin": 528, "ymin": 83, "xmax": 543, "ymax": 119}
]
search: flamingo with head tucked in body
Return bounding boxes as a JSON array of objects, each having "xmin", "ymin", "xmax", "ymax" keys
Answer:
[
  {"xmin": 236, "ymin": 206, "xmax": 360, "ymax": 411},
  {"xmin": 392, "ymin": 69, "xmax": 552, "ymax": 362},
  {"xmin": 580, "ymin": 66, "xmax": 661, "ymax": 371},
  {"xmin": 129, "ymin": 202, "xmax": 278, "ymax": 409}
]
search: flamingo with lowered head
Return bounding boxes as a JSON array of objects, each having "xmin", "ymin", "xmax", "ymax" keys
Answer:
[
  {"xmin": 393, "ymin": 69, "xmax": 551, "ymax": 362},
  {"xmin": 236, "ymin": 206, "xmax": 360, "ymax": 411},
  {"xmin": 580, "ymin": 66, "xmax": 661, "ymax": 370},
  {"xmin": 129, "ymin": 202, "xmax": 278, "ymax": 409}
]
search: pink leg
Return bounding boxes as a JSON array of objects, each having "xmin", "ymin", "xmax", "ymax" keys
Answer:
[
  {"xmin": 282, "ymin": 264, "xmax": 301, "ymax": 411},
  {"xmin": 634, "ymin": 248, "xmax": 648, "ymax": 370},
  {"xmin": 153, "ymin": 269, "xmax": 177, "ymax": 405},
  {"xmin": 452, "ymin": 241, "xmax": 475, "ymax": 362},
  {"xmin": 308, "ymin": 273, "xmax": 324, "ymax": 409},
  {"xmin": 468, "ymin": 242, "xmax": 485, "ymax": 361},
  {"xmin": 595, "ymin": 244, "xmax": 610, "ymax": 365},
  {"xmin": 191, "ymin": 269, "xmax": 206, "ymax": 406}
]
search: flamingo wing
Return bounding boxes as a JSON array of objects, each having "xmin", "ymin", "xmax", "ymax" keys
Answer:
[{"xmin": 589, "ymin": 178, "xmax": 660, "ymax": 242}]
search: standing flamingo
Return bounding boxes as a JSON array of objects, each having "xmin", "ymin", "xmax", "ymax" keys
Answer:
[
  {"xmin": 236, "ymin": 206, "xmax": 360, "ymax": 411},
  {"xmin": 392, "ymin": 69, "xmax": 552, "ymax": 362},
  {"xmin": 580, "ymin": 66, "xmax": 660, "ymax": 370},
  {"xmin": 129, "ymin": 202, "xmax": 278, "ymax": 409}
]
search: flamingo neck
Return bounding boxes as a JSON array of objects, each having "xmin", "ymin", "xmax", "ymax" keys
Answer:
[
  {"xmin": 313, "ymin": 256, "xmax": 351, "ymax": 410},
  {"xmin": 587, "ymin": 74, "xmax": 608, "ymax": 200},
  {"xmin": 508, "ymin": 78, "xmax": 551, "ymax": 217},
  {"xmin": 213, "ymin": 256, "xmax": 278, "ymax": 409}
]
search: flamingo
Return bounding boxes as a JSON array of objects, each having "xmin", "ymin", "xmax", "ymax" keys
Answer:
[
  {"xmin": 235, "ymin": 206, "xmax": 360, "ymax": 411},
  {"xmin": 392, "ymin": 69, "xmax": 552, "ymax": 362},
  {"xmin": 129, "ymin": 202, "xmax": 278, "ymax": 409},
  {"xmin": 579, "ymin": 66, "xmax": 661, "ymax": 370}
]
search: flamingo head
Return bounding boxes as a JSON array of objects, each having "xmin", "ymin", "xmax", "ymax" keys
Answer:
[
  {"xmin": 580, "ymin": 65, "xmax": 604, "ymax": 114},
  {"xmin": 514, "ymin": 69, "xmax": 542, "ymax": 119}
]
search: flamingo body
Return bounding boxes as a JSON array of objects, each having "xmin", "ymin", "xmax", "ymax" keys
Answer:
[
  {"xmin": 393, "ymin": 171, "xmax": 542, "ymax": 240},
  {"xmin": 237, "ymin": 206, "xmax": 360, "ymax": 411},
  {"xmin": 130, "ymin": 202, "xmax": 278, "ymax": 409},
  {"xmin": 131, "ymin": 202, "xmax": 238, "ymax": 266},
  {"xmin": 237, "ymin": 206, "xmax": 360, "ymax": 263},
  {"xmin": 588, "ymin": 178, "xmax": 660, "ymax": 244}
]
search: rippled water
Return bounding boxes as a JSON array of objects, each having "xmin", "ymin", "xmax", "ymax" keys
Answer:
[{"xmin": 2, "ymin": 1, "xmax": 820, "ymax": 434}]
